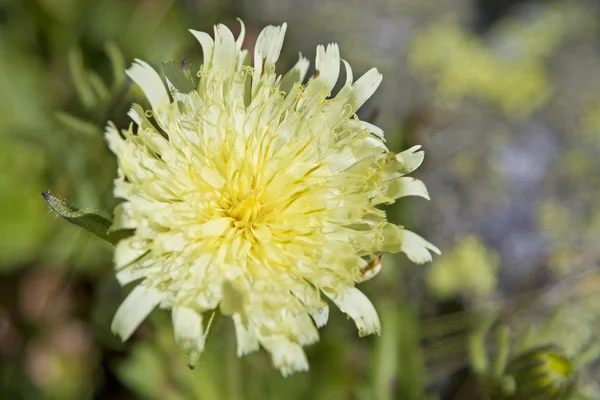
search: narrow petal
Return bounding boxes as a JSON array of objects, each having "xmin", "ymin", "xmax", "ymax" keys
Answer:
[
  {"xmin": 291, "ymin": 285, "xmax": 329, "ymax": 328},
  {"xmin": 127, "ymin": 104, "xmax": 157, "ymax": 132},
  {"xmin": 235, "ymin": 19, "xmax": 246, "ymax": 50},
  {"xmin": 288, "ymin": 312, "xmax": 319, "ymax": 346},
  {"xmin": 104, "ymin": 122, "xmax": 124, "ymax": 155},
  {"xmin": 324, "ymin": 146, "xmax": 357, "ymax": 173},
  {"xmin": 126, "ymin": 59, "xmax": 170, "ymax": 112},
  {"xmin": 114, "ymin": 237, "xmax": 147, "ymax": 269},
  {"xmin": 213, "ymin": 24, "xmax": 236, "ymax": 72},
  {"xmin": 110, "ymin": 202, "xmax": 136, "ymax": 231},
  {"xmin": 401, "ymin": 229, "xmax": 441, "ymax": 264},
  {"xmin": 386, "ymin": 145, "xmax": 425, "ymax": 174},
  {"xmin": 348, "ymin": 68, "xmax": 382, "ymax": 112},
  {"xmin": 200, "ymin": 165, "xmax": 226, "ymax": 188},
  {"xmin": 233, "ymin": 313, "xmax": 259, "ymax": 356},
  {"xmin": 310, "ymin": 306, "xmax": 329, "ymax": 328},
  {"xmin": 360, "ymin": 121, "xmax": 384, "ymax": 140},
  {"xmin": 314, "ymin": 43, "xmax": 340, "ymax": 93},
  {"xmin": 111, "ymin": 285, "xmax": 162, "ymax": 341},
  {"xmin": 333, "ymin": 59, "xmax": 354, "ymax": 100},
  {"xmin": 386, "ymin": 177, "xmax": 430, "ymax": 200},
  {"xmin": 254, "ymin": 23, "xmax": 287, "ymax": 72},
  {"xmin": 158, "ymin": 232, "xmax": 187, "ymax": 252},
  {"xmin": 325, "ymin": 287, "xmax": 381, "ymax": 336},
  {"xmin": 116, "ymin": 259, "xmax": 158, "ymax": 285},
  {"xmin": 127, "ymin": 105, "xmax": 142, "ymax": 126},
  {"xmin": 297, "ymin": 44, "xmax": 341, "ymax": 110},
  {"xmin": 364, "ymin": 135, "xmax": 388, "ymax": 151},
  {"xmin": 190, "ymin": 218, "xmax": 232, "ymax": 238},
  {"xmin": 262, "ymin": 337, "xmax": 309, "ymax": 376},
  {"xmin": 189, "ymin": 29, "xmax": 214, "ymax": 65},
  {"xmin": 172, "ymin": 307, "xmax": 206, "ymax": 353},
  {"xmin": 342, "ymin": 59, "xmax": 354, "ymax": 86},
  {"xmin": 279, "ymin": 54, "xmax": 310, "ymax": 94}
]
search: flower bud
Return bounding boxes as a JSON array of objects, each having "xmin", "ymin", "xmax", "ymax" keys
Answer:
[{"xmin": 494, "ymin": 345, "xmax": 578, "ymax": 400}]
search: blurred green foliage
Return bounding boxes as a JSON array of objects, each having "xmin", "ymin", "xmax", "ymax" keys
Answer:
[
  {"xmin": 409, "ymin": 2, "xmax": 594, "ymax": 119},
  {"xmin": 0, "ymin": 0, "xmax": 199, "ymax": 270},
  {"xmin": 427, "ymin": 235, "xmax": 499, "ymax": 300},
  {"xmin": 1, "ymin": 0, "xmax": 600, "ymax": 399}
]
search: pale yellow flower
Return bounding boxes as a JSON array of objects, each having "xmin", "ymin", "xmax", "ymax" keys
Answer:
[{"xmin": 106, "ymin": 21, "xmax": 439, "ymax": 375}]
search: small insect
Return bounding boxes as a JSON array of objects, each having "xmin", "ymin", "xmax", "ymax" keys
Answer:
[{"xmin": 360, "ymin": 254, "xmax": 382, "ymax": 282}]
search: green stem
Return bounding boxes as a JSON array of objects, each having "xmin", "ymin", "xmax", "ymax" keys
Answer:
[
  {"xmin": 372, "ymin": 303, "xmax": 398, "ymax": 400},
  {"xmin": 224, "ymin": 320, "xmax": 243, "ymax": 400}
]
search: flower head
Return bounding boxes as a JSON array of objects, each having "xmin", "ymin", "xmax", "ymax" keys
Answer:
[{"xmin": 106, "ymin": 21, "xmax": 439, "ymax": 375}]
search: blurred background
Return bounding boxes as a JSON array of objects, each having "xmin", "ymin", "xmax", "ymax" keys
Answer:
[{"xmin": 1, "ymin": 0, "xmax": 599, "ymax": 399}]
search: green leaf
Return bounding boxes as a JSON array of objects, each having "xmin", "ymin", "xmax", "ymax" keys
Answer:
[
  {"xmin": 87, "ymin": 71, "xmax": 111, "ymax": 104},
  {"xmin": 68, "ymin": 47, "xmax": 97, "ymax": 110},
  {"xmin": 55, "ymin": 112, "xmax": 102, "ymax": 137},
  {"xmin": 42, "ymin": 191, "xmax": 132, "ymax": 245},
  {"xmin": 105, "ymin": 42, "xmax": 126, "ymax": 91}
]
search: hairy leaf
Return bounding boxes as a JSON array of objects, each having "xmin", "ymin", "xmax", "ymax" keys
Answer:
[{"xmin": 42, "ymin": 191, "xmax": 132, "ymax": 245}]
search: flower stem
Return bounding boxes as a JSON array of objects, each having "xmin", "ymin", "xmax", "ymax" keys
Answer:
[{"xmin": 223, "ymin": 321, "xmax": 243, "ymax": 400}]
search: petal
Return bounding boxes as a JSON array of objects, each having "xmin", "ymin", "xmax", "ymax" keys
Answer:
[
  {"xmin": 310, "ymin": 305, "xmax": 329, "ymax": 328},
  {"xmin": 104, "ymin": 122, "xmax": 124, "ymax": 155},
  {"xmin": 333, "ymin": 59, "xmax": 354, "ymax": 100},
  {"xmin": 114, "ymin": 237, "xmax": 147, "ymax": 269},
  {"xmin": 111, "ymin": 285, "xmax": 162, "ymax": 341},
  {"xmin": 324, "ymin": 146, "xmax": 357, "ymax": 173},
  {"xmin": 127, "ymin": 105, "xmax": 142, "ymax": 126},
  {"xmin": 291, "ymin": 285, "xmax": 329, "ymax": 328},
  {"xmin": 287, "ymin": 311, "xmax": 319, "ymax": 346},
  {"xmin": 189, "ymin": 29, "xmax": 214, "ymax": 65},
  {"xmin": 254, "ymin": 23, "xmax": 287, "ymax": 74},
  {"xmin": 190, "ymin": 218, "xmax": 232, "ymax": 238},
  {"xmin": 360, "ymin": 120, "xmax": 384, "ymax": 139},
  {"xmin": 386, "ymin": 145, "xmax": 425, "ymax": 174},
  {"xmin": 127, "ymin": 104, "xmax": 156, "ymax": 131},
  {"xmin": 348, "ymin": 68, "xmax": 382, "ymax": 112},
  {"xmin": 110, "ymin": 202, "xmax": 136, "ymax": 231},
  {"xmin": 364, "ymin": 135, "xmax": 388, "ymax": 151},
  {"xmin": 314, "ymin": 43, "xmax": 340, "ymax": 93},
  {"xmin": 213, "ymin": 24, "xmax": 236, "ymax": 72},
  {"xmin": 297, "ymin": 44, "xmax": 341, "ymax": 110},
  {"xmin": 126, "ymin": 59, "xmax": 170, "ymax": 112},
  {"xmin": 200, "ymin": 165, "xmax": 226, "ymax": 188},
  {"xmin": 235, "ymin": 18, "xmax": 246, "ymax": 50},
  {"xmin": 401, "ymin": 229, "xmax": 441, "ymax": 264},
  {"xmin": 279, "ymin": 54, "xmax": 310, "ymax": 94},
  {"xmin": 342, "ymin": 59, "xmax": 354, "ymax": 86},
  {"xmin": 116, "ymin": 258, "xmax": 157, "ymax": 285},
  {"xmin": 261, "ymin": 337, "xmax": 309, "ymax": 376},
  {"xmin": 158, "ymin": 231, "xmax": 187, "ymax": 252},
  {"xmin": 172, "ymin": 307, "xmax": 206, "ymax": 353},
  {"xmin": 386, "ymin": 177, "xmax": 430, "ymax": 201},
  {"xmin": 325, "ymin": 287, "xmax": 381, "ymax": 336},
  {"xmin": 233, "ymin": 313, "xmax": 259, "ymax": 356}
]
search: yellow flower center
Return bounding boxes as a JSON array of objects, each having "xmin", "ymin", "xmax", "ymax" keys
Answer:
[{"xmin": 227, "ymin": 193, "xmax": 265, "ymax": 230}]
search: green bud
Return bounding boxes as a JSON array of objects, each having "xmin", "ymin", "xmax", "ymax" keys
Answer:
[{"xmin": 493, "ymin": 345, "xmax": 578, "ymax": 400}]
